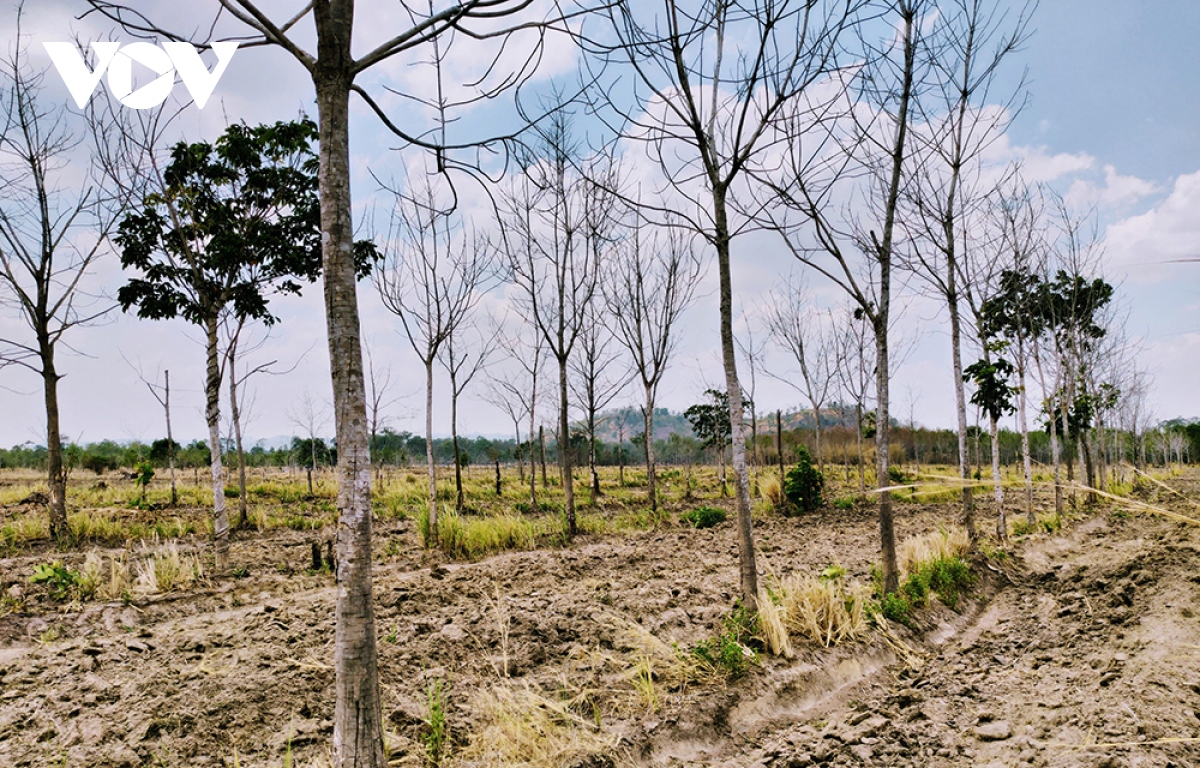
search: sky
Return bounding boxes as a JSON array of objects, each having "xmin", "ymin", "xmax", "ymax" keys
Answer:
[{"xmin": 0, "ymin": 0, "xmax": 1198, "ymax": 447}]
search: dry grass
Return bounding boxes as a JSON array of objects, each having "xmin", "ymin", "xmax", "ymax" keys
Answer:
[
  {"xmin": 453, "ymin": 680, "xmax": 616, "ymax": 768},
  {"xmin": 756, "ymin": 589, "xmax": 794, "ymax": 658},
  {"xmin": 134, "ymin": 541, "xmax": 203, "ymax": 594},
  {"xmin": 897, "ymin": 526, "xmax": 969, "ymax": 576},
  {"xmin": 778, "ymin": 574, "xmax": 868, "ymax": 648},
  {"xmin": 760, "ymin": 474, "xmax": 784, "ymax": 509}
]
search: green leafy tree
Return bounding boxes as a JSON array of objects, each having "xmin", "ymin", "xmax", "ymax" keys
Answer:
[
  {"xmin": 117, "ymin": 119, "xmax": 372, "ymax": 569},
  {"xmin": 685, "ymin": 389, "xmax": 752, "ymax": 496},
  {"xmin": 783, "ymin": 446, "xmax": 823, "ymax": 514}
]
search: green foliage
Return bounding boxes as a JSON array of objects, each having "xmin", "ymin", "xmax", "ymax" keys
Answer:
[
  {"xmin": 681, "ymin": 506, "xmax": 726, "ymax": 529},
  {"xmin": 691, "ymin": 607, "xmax": 759, "ymax": 679},
  {"xmin": 905, "ymin": 556, "xmax": 975, "ymax": 610},
  {"xmin": 820, "ymin": 564, "xmax": 847, "ymax": 583},
  {"xmin": 963, "ymin": 341, "xmax": 1018, "ymax": 423},
  {"xmin": 833, "ymin": 496, "xmax": 855, "ymax": 510},
  {"xmin": 423, "ymin": 677, "xmax": 447, "ymax": 767},
  {"xmin": 887, "ymin": 465, "xmax": 908, "ymax": 485},
  {"xmin": 877, "ymin": 591, "xmax": 915, "ymax": 627},
  {"xmin": 30, "ymin": 561, "xmax": 80, "ymax": 601},
  {"xmin": 783, "ymin": 447, "xmax": 823, "ymax": 514}
]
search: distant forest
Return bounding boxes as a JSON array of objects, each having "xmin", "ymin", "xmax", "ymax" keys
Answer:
[{"xmin": 3, "ymin": 406, "xmax": 1197, "ymax": 473}]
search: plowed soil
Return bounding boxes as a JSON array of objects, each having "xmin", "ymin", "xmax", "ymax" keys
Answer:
[{"xmin": 2, "ymin": 480, "xmax": 1199, "ymax": 768}]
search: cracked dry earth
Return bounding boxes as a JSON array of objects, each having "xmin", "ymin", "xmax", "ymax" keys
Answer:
[{"xmin": 1, "ymin": 490, "xmax": 1199, "ymax": 767}]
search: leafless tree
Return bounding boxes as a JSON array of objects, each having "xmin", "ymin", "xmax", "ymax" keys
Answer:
[
  {"xmin": 760, "ymin": 0, "xmax": 931, "ymax": 594},
  {"xmin": 735, "ymin": 307, "xmax": 767, "ymax": 471},
  {"xmin": 900, "ymin": 0, "xmax": 1032, "ymax": 543},
  {"xmin": 439, "ymin": 319, "xmax": 494, "ymax": 512},
  {"xmin": 500, "ymin": 110, "xmax": 616, "ymax": 537},
  {"xmin": 569, "ymin": 298, "xmax": 627, "ymax": 504},
  {"xmin": 0, "ymin": 31, "xmax": 138, "ymax": 538},
  {"xmin": 124, "ymin": 356, "xmax": 178, "ymax": 507},
  {"xmin": 832, "ymin": 305, "xmax": 876, "ymax": 495},
  {"xmin": 376, "ymin": 174, "xmax": 491, "ymax": 540},
  {"xmin": 289, "ymin": 389, "xmax": 329, "ymax": 498},
  {"xmin": 765, "ymin": 276, "xmax": 835, "ymax": 473},
  {"xmin": 585, "ymin": 0, "xmax": 857, "ymax": 608},
  {"xmin": 492, "ymin": 320, "xmax": 546, "ymax": 505},
  {"xmin": 604, "ymin": 218, "xmax": 704, "ymax": 515},
  {"xmin": 364, "ymin": 339, "xmax": 405, "ymax": 485}
]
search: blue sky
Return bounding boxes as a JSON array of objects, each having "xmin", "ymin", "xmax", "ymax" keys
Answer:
[{"xmin": 0, "ymin": 1, "xmax": 1198, "ymax": 446}]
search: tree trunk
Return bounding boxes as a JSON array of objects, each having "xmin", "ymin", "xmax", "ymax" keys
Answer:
[
  {"xmin": 643, "ymin": 394, "xmax": 658, "ymax": 515},
  {"xmin": 539, "ymin": 426, "xmax": 548, "ymax": 489},
  {"xmin": 1050, "ymin": 394, "xmax": 1063, "ymax": 518},
  {"xmin": 588, "ymin": 411, "xmax": 600, "ymax": 504},
  {"xmin": 494, "ymin": 459, "xmax": 501, "ymax": 496},
  {"xmin": 948, "ymin": 290, "xmax": 976, "ymax": 544},
  {"xmin": 990, "ymin": 413, "xmax": 1005, "ymax": 539},
  {"xmin": 205, "ymin": 315, "xmax": 229, "ymax": 571},
  {"xmin": 166, "ymin": 370, "xmax": 177, "ymax": 507},
  {"xmin": 1017, "ymin": 359, "xmax": 1034, "ymax": 525},
  {"xmin": 451, "ymin": 383, "xmax": 464, "ymax": 513},
  {"xmin": 41, "ymin": 342, "xmax": 68, "ymax": 540},
  {"xmin": 424, "ymin": 359, "xmax": 437, "ymax": 544},
  {"xmin": 719, "ymin": 443, "xmax": 727, "ymax": 497},
  {"xmin": 618, "ymin": 424, "xmax": 625, "ymax": 488},
  {"xmin": 874, "ymin": 318, "xmax": 898, "ymax": 595},
  {"xmin": 558, "ymin": 358, "xmax": 576, "ymax": 536},
  {"xmin": 712, "ymin": 189, "xmax": 757, "ymax": 611},
  {"xmin": 776, "ymin": 409, "xmax": 785, "ymax": 483},
  {"xmin": 513, "ymin": 420, "xmax": 525, "ymax": 485},
  {"xmin": 855, "ymin": 402, "xmax": 866, "ymax": 495},
  {"xmin": 229, "ymin": 345, "xmax": 249, "ymax": 530},
  {"xmin": 313, "ymin": 43, "xmax": 385, "ymax": 766}
]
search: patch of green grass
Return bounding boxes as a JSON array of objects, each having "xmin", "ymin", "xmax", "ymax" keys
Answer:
[
  {"xmin": 681, "ymin": 506, "xmax": 726, "ymax": 529},
  {"xmin": 689, "ymin": 605, "xmax": 760, "ymax": 680}
]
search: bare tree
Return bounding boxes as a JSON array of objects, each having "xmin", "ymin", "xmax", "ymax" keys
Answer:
[
  {"xmin": 586, "ymin": 0, "xmax": 857, "ymax": 608},
  {"xmin": 761, "ymin": 0, "xmax": 930, "ymax": 594},
  {"xmin": 364, "ymin": 339, "xmax": 404, "ymax": 485},
  {"xmin": 765, "ymin": 276, "xmax": 835, "ymax": 473},
  {"xmin": 124, "ymin": 357, "xmax": 178, "ymax": 507},
  {"xmin": 735, "ymin": 307, "xmax": 767, "ymax": 471},
  {"xmin": 0, "ymin": 32, "xmax": 131, "ymax": 538},
  {"xmin": 493, "ymin": 321, "xmax": 546, "ymax": 506},
  {"xmin": 376, "ymin": 174, "xmax": 490, "ymax": 541},
  {"xmin": 289, "ymin": 390, "xmax": 330, "ymax": 498},
  {"xmin": 439, "ymin": 319, "xmax": 494, "ymax": 512},
  {"xmin": 604, "ymin": 218, "xmax": 704, "ymax": 515},
  {"xmin": 569, "ymin": 298, "xmax": 627, "ymax": 504},
  {"xmin": 500, "ymin": 110, "xmax": 615, "ymax": 537},
  {"xmin": 900, "ymin": 0, "xmax": 1032, "ymax": 543},
  {"xmin": 832, "ymin": 305, "xmax": 876, "ymax": 495}
]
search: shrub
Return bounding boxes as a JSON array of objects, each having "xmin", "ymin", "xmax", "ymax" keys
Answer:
[
  {"xmin": 681, "ymin": 506, "xmax": 726, "ymax": 529},
  {"xmin": 887, "ymin": 465, "xmax": 908, "ymax": 485},
  {"xmin": 783, "ymin": 447, "xmax": 823, "ymax": 514}
]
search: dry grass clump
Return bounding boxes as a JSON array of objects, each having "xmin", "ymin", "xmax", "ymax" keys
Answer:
[
  {"xmin": 779, "ymin": 574, "xmax": 868, "ymax": 648},
  {"xmin": 454, "ymin": 680, "xmax": 615, "ymax": 768},
  {"xmin": 897, "ymin": 526, "xmax": 969, "ymax": 576},
  {"xmin": 760, "ymin": 474, "xmax": 784, "ymax": 509},
  {"xmin": 134, "ymin": 541, "xmax": 203, "ymax": 594}
]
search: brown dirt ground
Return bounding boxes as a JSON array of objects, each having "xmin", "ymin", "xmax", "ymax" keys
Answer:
[{"xmin": 1, "ymin": 479, "xmax": 1199, "ymax": 767}]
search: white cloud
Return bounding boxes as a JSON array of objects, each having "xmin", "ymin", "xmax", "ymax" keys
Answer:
[{"xmin": 1105, "ymin": 168, "xmax": 1200, "ymax": 280}]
